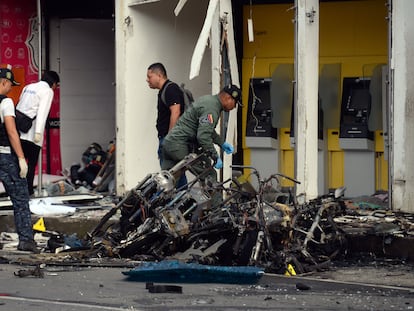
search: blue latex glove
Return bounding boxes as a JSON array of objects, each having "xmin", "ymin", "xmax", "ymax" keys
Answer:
[
  {"xmin": 214, "ymin": 157, "xmax": 223, "ymax": 169},
  {"xmin": 222, "ymin": 142, "xmax": 234, "ymax": 154}
]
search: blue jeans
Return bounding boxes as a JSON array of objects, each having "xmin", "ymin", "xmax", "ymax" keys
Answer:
[
  {"xmin": 158, "ymin": 137, "xmax": 164, "ymax": 167},
  {"xmin": 0, "ymin": 153, "xmax": 33, "ymax": 242}
]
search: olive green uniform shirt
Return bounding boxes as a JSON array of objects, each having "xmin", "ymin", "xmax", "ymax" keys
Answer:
[{"xmin": 163, "ymin": 94, "xmax": 224, "ymax": 161}]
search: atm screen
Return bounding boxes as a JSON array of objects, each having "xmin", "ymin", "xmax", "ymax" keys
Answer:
[
  {"xmin": 246, "ymin": 78, "xmax": 277, "ymax": 139},
  {"xmin": 349, "ymin": 88, "xmax": 371, "ymax": 113}
]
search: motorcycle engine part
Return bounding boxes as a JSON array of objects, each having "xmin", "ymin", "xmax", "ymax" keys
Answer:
[
  {"xmin": 161, "ymin": 208, "xmax": 189, "ymax": 237},
  {"xmin": 153, "ymin": 170, "xmax": 175, "ymax": 192}
]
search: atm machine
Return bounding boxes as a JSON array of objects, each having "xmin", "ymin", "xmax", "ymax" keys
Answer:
[
  {"xmin": 339, "ymin": 77, "xmax": 375, "ymax": 197},
  {"xmin": 245, "ymin": 77, "xmax": 278, "ymax": 183}
]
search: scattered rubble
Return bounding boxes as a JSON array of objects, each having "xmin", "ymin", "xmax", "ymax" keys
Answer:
[{"xmin": 1, "ymin": 152, "xmax": 414, "ymax": 277}]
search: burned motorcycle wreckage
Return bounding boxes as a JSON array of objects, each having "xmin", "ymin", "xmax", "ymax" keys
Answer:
[
  {"xmin": 87, "ymin": 153, "xmax": 348, "ymax": 274},
  {"xmin": 88, "ymin": 153, "xmax": 220, "ymax": 258}
]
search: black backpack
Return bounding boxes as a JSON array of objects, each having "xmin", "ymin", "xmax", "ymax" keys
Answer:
[{"xmin": 160, "ymin": 81, "xmax": 194, "ymax": 112}]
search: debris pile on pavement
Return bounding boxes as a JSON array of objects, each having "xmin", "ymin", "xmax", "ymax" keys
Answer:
[{"xmin": 1, "ymin": 152, "xmax": 414, "ymax": 276}]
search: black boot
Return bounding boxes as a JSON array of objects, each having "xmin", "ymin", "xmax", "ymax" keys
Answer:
[{"xmin": 17, "ymin": 240, "xmax": 41, "ymax": 254}]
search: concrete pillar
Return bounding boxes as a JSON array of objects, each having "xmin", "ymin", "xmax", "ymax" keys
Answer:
[
  {"xmin": 390, "ymin": 0, "xmax": 414, "ymax": 212},
  {"xmin": 294, "ymin": 0, "xmax": 319, "ymax": 201}
]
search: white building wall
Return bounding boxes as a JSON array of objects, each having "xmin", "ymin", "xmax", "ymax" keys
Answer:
[
  {"xmin": 391, "ymin": 0, "xmax": 414, "ymax": 212},
  {"xmin": 115, "ymin": 0, "xmax": 211, "ymax": 194},
  {"xmin": 50, "ymin": 19, "xmax": 116, "ymax": 171}
]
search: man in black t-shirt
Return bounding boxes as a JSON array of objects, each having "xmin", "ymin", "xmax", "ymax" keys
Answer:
[{"xmin": 146, "ymin": 63, "xmax": 187, "ymax": 188}]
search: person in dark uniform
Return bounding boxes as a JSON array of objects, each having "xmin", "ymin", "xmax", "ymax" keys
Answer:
[
  {"xmin": 0, "ymin": 67, "xmax": 40, "ymax": 253},
  {"xmin": 146, "ymin": 62, "xmax": 188, "ymax": 188},
  {"xmin": 161, "ymin": 84, "xmax": 241, "ymax": 191}
]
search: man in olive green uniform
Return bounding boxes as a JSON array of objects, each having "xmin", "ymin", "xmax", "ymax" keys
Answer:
[{"xmin": 161, "ymin": 84, "xmax": 241, "ymax": 187}]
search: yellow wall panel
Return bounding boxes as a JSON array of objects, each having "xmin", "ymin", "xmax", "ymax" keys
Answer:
[
  {"xmin": 280, "ymin": 149, "xmax": 295, "ymax": 188},
  {"xmin": 279, "ymin": 128, "xmax": 292, "ymax": 150},
  {"xmin": 243, "ymin": 4, "xmax": 295, "ymax": 59},
  {"xmin": 320, "ymin": 1, "xmax": 388, "ymax": 57},
  {"xmin": 329, "ymin": 151, "xmax": 344, "ymax": 189},
  {"xmin": 375, "ymin": 131, "xmax": 384, "ymax": 152},
  {"xmin": 327, "ymin": 129, "xmax": 341, "ymax": 151},
  {"xmin": 375, "ymin": 152, "xmax": 388, "ymax": 191},
  {"xmin": 244, "ymin": 1, "xmax": 387, "ymax": 59}
]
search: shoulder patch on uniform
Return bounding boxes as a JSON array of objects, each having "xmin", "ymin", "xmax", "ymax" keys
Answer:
[{"xmin": 199, "ymin": 114, "xmax": 214, "ymax": 124}]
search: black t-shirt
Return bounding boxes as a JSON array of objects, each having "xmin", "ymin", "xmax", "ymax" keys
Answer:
[{"xmin": 156, "ymin": 80, "xmax": 184, "ymax": 137}]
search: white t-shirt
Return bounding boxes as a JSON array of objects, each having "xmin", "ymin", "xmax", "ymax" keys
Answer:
[
  {"xmin": 0, "ymin": 96, "xmax": 16, "ymax": 153},
  {"xmin": 16, "ymin": 80, "xmax": 54, "ymax": 147}
]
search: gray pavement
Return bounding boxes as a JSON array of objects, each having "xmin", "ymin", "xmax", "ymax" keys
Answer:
[
  {"xmin": 1, "ymin": 195, "xmax": 414, "ymax": 310},
  {"xmin": 0, "ymin": 252, "xmax": 414, "ymax": 311}
]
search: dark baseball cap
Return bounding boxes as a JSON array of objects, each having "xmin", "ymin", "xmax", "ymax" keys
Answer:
[
  {"xmin": 0, "ymin": 68, "xmax": 20, "ymax": 86},
  {"xmin": 223, "ymin": 84, "xmax": 242, "ymax": 107}
]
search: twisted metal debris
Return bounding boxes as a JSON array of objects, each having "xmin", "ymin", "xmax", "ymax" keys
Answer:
[{"xmin": 86, "ymin": 153, "xmax": 349, "ymax": 274}]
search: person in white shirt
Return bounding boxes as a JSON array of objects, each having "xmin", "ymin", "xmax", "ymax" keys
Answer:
[
  {"xmin": 0, "ymin": 67, "xmax": 39, "ymax": 253},
  {"xmin": 16, "ymin": 70, "xmax": 60, "ymax": 196}
]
